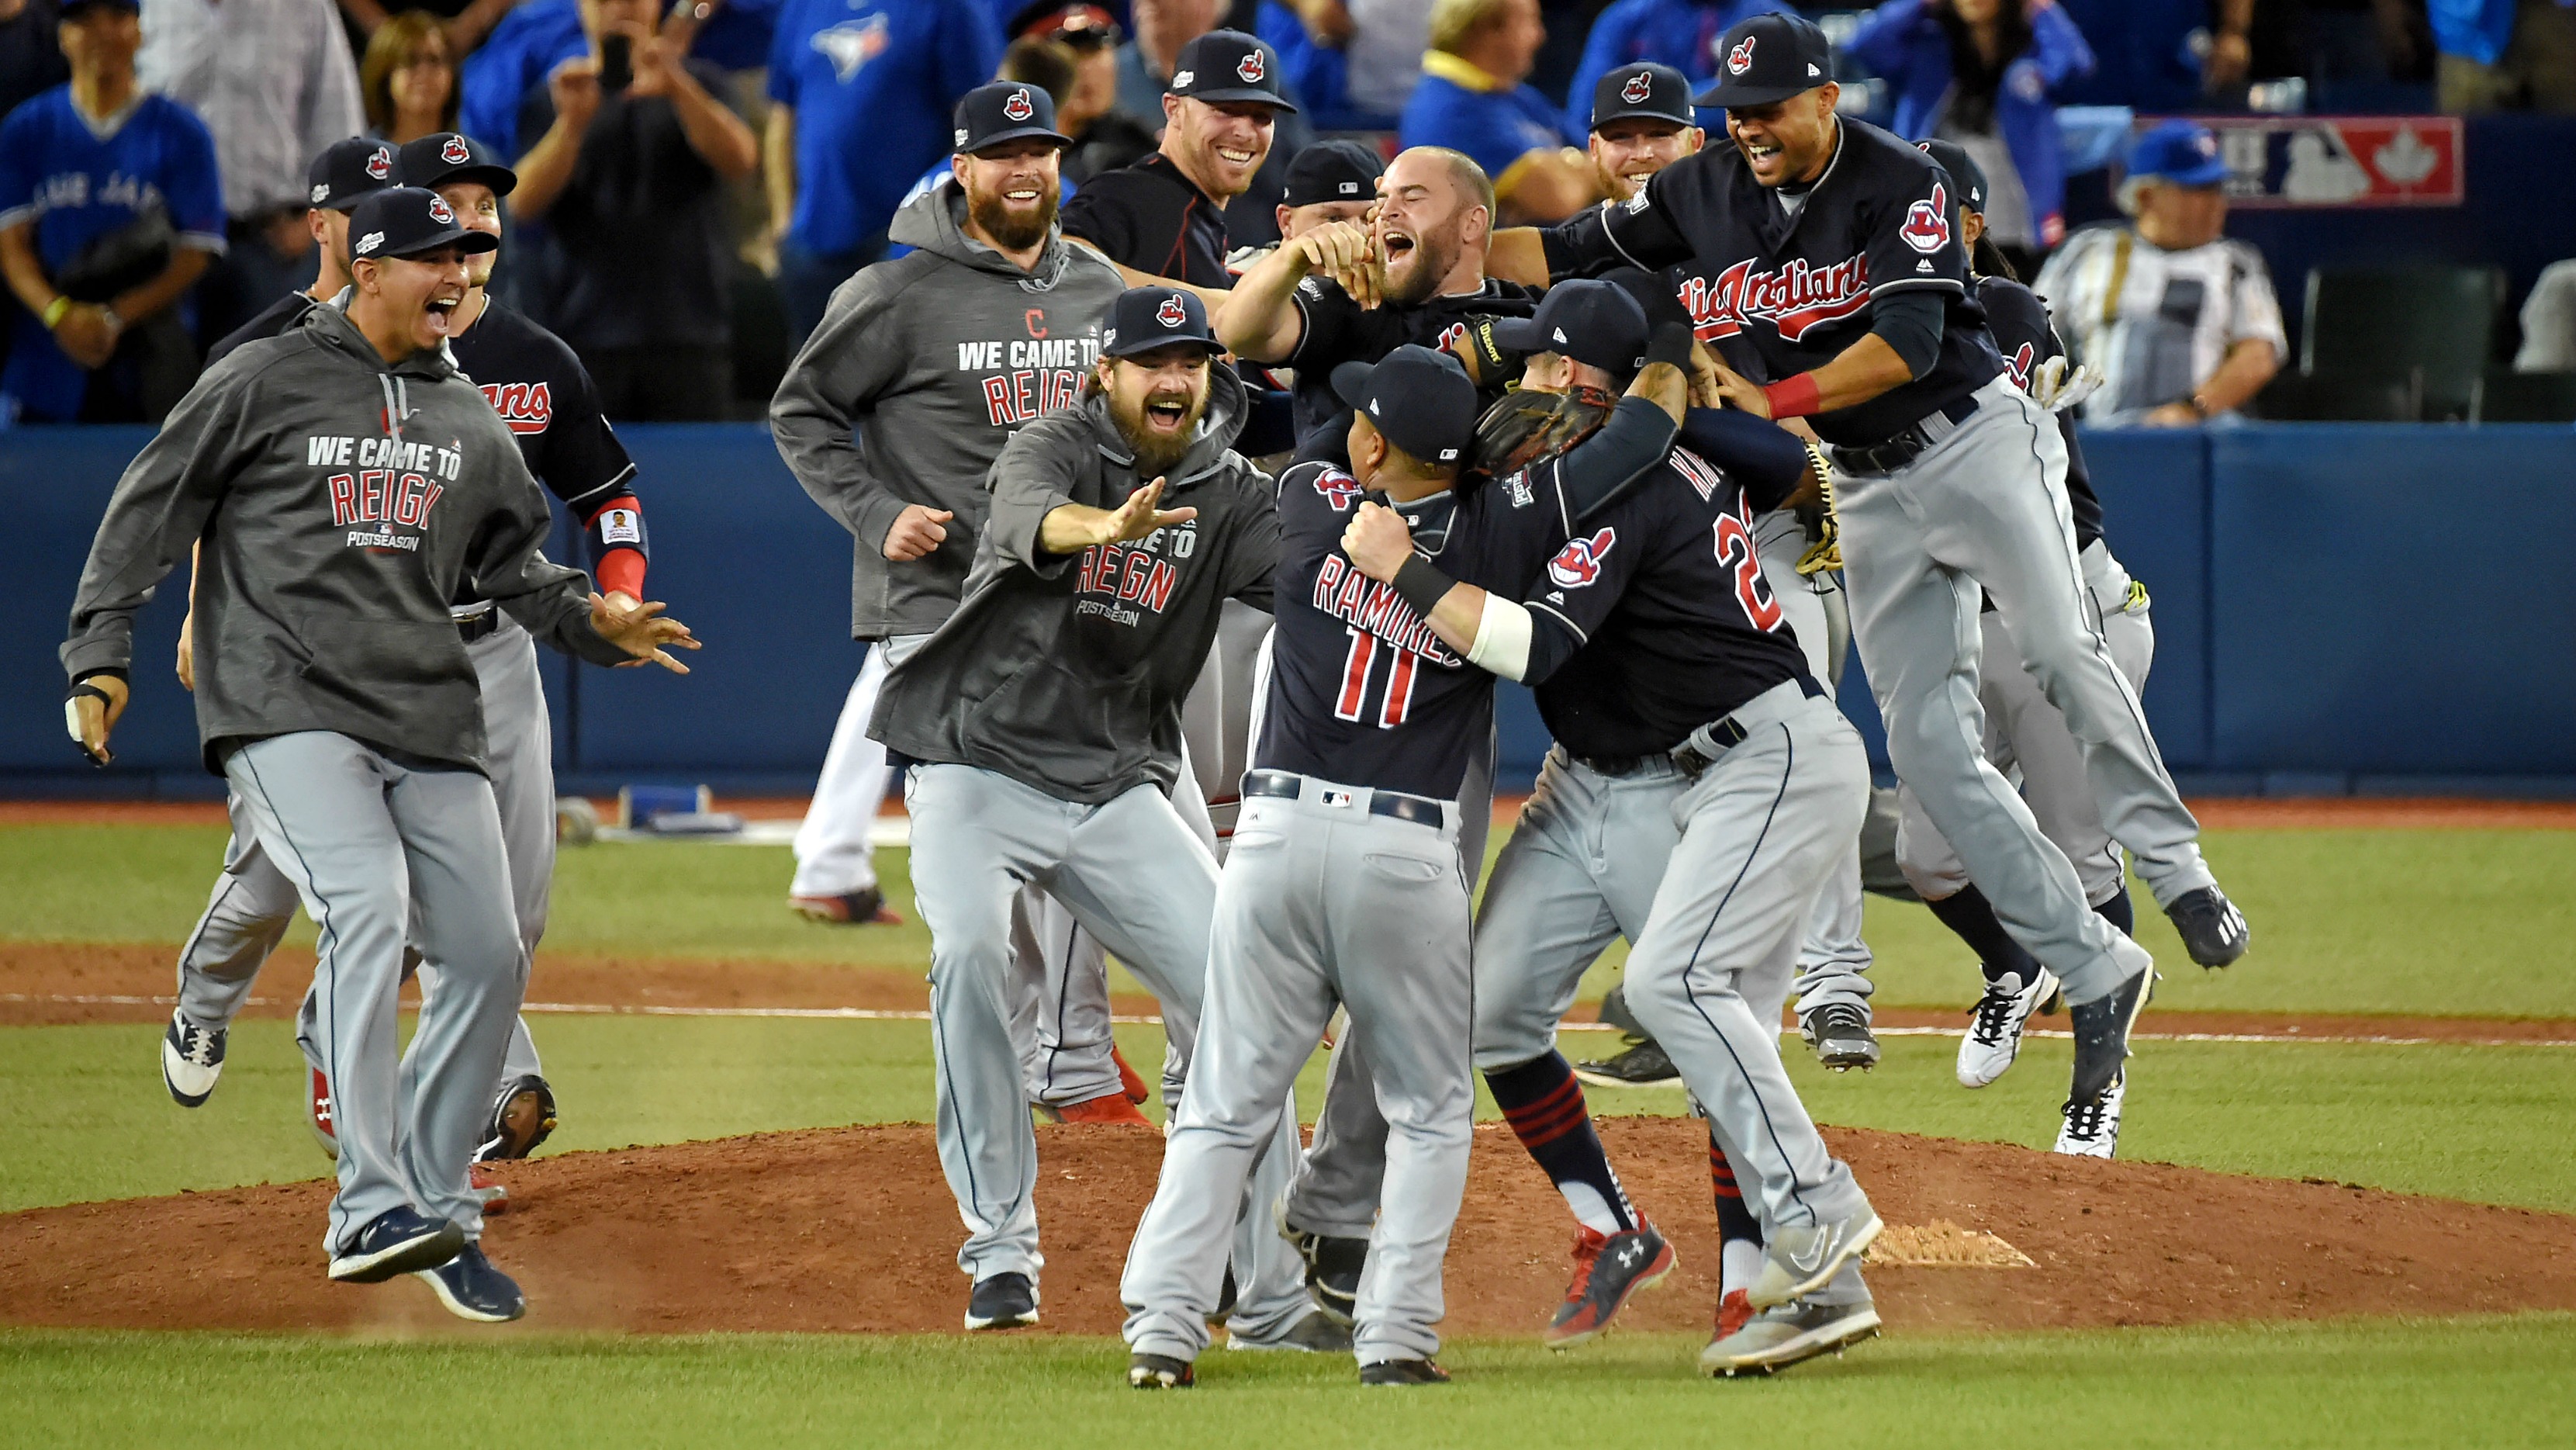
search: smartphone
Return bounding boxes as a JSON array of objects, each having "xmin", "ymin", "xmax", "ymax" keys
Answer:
[{"xmin": 600, "ymin": 34, "xmax": 633, "ymax": 92}]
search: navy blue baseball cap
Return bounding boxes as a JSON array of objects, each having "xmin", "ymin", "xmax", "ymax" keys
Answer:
[
  {"xmin": 1697, "ymin": 12, "xmax": 1834, "ymax": 109},
  {"xmin": 1168, "ymin": 29, "xmax": 1297, "ymax": 112},
  {"xmin": 1916, "ymin": 139, "xmax": 1988, "ymax": 214},
  {"xmin": 1489, "ymin": 279, "xmax": 1652, "ymax": 376},
  {"xmin": 1102, "ymin": 286, "xmax": 1222, "ymax": 358},
  {"xmin": 309, "ymin": 137, "xmax": 398, "ymax": 213},
  {"xmin": 398, "ymin": 131, "xmax": 517, "ymax": 198},
  {"xmin": 953, "ymin": 80, "xmax": 1074, "ymax": 154},
  {"xmin": 2127, "ymin": 119, "xmax": 2229, "ymax": 188},
  {"xmin": 348, "ymin": 187, "xmax": 499, "ymax": 262},
  {"xmin": 1592, "ymin": 61, "xmax": 1695, "ymax": 130},
  {"xmin": 1282, "ymin": 139, "xmax": 1383, "ymax": 208},
  {"xmin": 1330, "ymin": 345, "xmax": 1477, "ymax": 469}
]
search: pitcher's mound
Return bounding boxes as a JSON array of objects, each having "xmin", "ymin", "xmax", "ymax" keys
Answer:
[{"xmin": 8, "ymin": 1120, "xmax": 2574, "ymax": 1338}]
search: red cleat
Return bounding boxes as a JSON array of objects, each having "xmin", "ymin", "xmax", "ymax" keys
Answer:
[
  {"xmin": 1542, "ymin": 1221, "xmax": 1677, "ymax": 1348},
  {"xmin": 471, "ymin": 1163, "xmax": 510, "ymax": 1214},
  {"xmin": 1715, "ymin": 1288, "xmax": 1754, "ymax": 1341},
  {"xmin": 1050, "ymin": 1092, "xmax": 1155, "ymax": 1127},
  {"xmin": 788, "ymin": 888, "xmax": 904, "ymax": 926},
  {"xmin": 307, "ymin": 1067, "xmax": 338, "ymax": 1160},
  {"xmin": 1112, "ymin": 1044, "xmax": 1150, "ymax": 1106}
]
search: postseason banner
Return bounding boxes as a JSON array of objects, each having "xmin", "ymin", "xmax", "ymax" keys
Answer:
[{"xmin": 2158, "ymin": 116, "xmax": 2465, "ymax": 209}]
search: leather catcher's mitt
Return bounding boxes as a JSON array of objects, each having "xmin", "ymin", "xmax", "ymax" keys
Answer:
[
  {"xmin": 1470, "ymin": 383, "xmax": 1618, "ymax": 483},
  {"xmin": 1794, "ymin": 438, "xmax": 1843, "ymax": 576}
]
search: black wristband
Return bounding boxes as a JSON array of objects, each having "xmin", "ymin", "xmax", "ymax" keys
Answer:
[
  {"xmin": 1467, "ymin": 316, "xmax": 1522, "ymax": 381},
  {"xmin": 1644, "ymin": 320, "xmax": 1693, "ymax": 372},
  {"xmin": 1391, "ymin": 554, "xmax": 1454, "ymax": 617}
]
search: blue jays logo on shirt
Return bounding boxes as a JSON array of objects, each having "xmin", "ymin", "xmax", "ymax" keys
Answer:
[
  {"xmin": 1546, "ymin": 527, "xmax": 1616, "ymax": 588},
  {"xmin": 813, "ymin": 12, "xmax": 890, "ymax": 82}
]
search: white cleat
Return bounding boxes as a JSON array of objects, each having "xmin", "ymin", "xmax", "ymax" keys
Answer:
[
  {"xmin": 2053, "ymin": 1075, "xmax": 2126, "ymax": 1159},
  {"xmin": 1957, "ymin": 967, "xmax": 2060, "ymax": 1088}
]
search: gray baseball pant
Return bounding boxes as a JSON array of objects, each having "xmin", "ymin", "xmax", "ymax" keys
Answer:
[
  {"xmin": 177, "ymin": 618, "xmax": 549, "ymax": 1086},
  {"xmin": 1123, "ymin": 779, "xmax": 1475, "ymax": 1365},
  {"xmin": 1755, "ymin": 509, "xmax": 1873, "ymax": 1019},
  {"xmin": 905, "ymin": 761, "xmax": 1300, "ymax": 1297},
  {"xmin": 1897, "ymin": 540, "xmax": 2156, "ymax": 906},
  {"xmin": 223, "ymin": 732, "xmax": 523, "ymax": 1251},
  {"xmin": 1836, "ymin": 377, "xmax": 2159, "ymax": 1006}
]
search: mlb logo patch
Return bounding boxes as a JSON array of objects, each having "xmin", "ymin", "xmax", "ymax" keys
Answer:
[{"xmin": 1321, "ymin": 789, "xmax": 1355, "ymax": 808}]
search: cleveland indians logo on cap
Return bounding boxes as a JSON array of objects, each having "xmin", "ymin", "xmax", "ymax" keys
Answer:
[
  {"xmin": 427, "ymin": 196, "xmax": 455, "ymax": 225},
  {"xmin": 1899, "ymin": 182, "xmax": 1951, "ymax": 254},
  {"xmin": 1727, "ymin": 35, "xmax": 1756, "ymax": 75},
  {"xmin": 1156, "ymin": 295, "xmax": 1189, "ymax": 328},
  {"xmin": 441, "ymin": 135, "xmax": 471, "ymax": 165},
  {"xmin": 365, "ymin": 146, "xmax": 392, "ymax": 180},
  {"xmin": 1620, "ymin": 71, "xmax": 1654, "ymax": 105},
  {"xmin": 1547, "ymin": 528, "xmax": 1617, "ymax": 589},
  {"xmin": 1236, "ymin": 48, "xmax": 1265, "ymax": 83},
  {"xmin": 1002, "ymin": 87, "xmax": 1034, "ymax": 122}
]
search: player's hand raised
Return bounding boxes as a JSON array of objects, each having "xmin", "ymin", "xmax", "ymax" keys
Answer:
[
  {"xmin": 1341, "ymin": 500, "xmax": 1416, "ymax": 582},
  {"xmin": 883, "ymin": 503, "xmax": 955, "ymax": 561},
  {"xmin": 1101, "ymin": 477, "xmax": 1198, "ymax": 544},
  {"xmin": 1299, "ymin": 220, "xmax": 1381, "ymax": 310},
  {"xmin": 589, "ymin": 593, "xmax": 702, "ymax": 674}
]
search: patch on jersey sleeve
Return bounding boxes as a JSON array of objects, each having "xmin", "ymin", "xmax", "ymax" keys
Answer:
[
  {"xmin": 599, "ymin": 507, "xmax": 642, "ymax": 545},
  {"xmin": 1545, "ymin": 527, "xmax": 1616, "ymax": 588},
  {"xmin": 1314, "ymin": 469, "xmax": 1364, "ymax": 511},
  {"xmin": 1900, "ymin": 182, "xmax": 1952, "ymax": 255}
]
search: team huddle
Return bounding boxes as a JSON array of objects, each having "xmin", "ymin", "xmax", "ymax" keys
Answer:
[{"xmin": 60, "ymin": 13, "xmax": 2248, "ymax": 1385}]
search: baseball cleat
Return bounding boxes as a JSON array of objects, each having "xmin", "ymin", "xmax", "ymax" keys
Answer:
[
  {"xmin": 2164, "ymin": 886, "xmax": 2249, "ymax": 968},
  {"xmin": 1700, "ymin": 1296, "xmax": 1880, "ymax": 1377},
  {"xmin": 1359, "ymin": 1358, "xmax": 1450, "ymax": 1386},
  {"xmin": 2069, "ymin": 967, "xmax": 2156, "ymax": 1106},
  {"xmin": 327, "ymin": 1206, "xmax": 464, "ymax": 1284},
  {"xmin": 1748, "ymin": 1206, "xmax": 1881, "ymax": 1309},
  {"xmin": 161, "ymin": 1012, "xmax": 225, "ymax": 1106},
  {"xmin": 1280, "ymin": 1216, "xmax": 1367, "ymax": 1328},
  {"xmin": 2053, "ymin": 1075, "xmax": 2126, "ymax": 1159},
  {"xmin": 964, "ymin": 1271, "xmax": 1039, "ymax": 1331},
  {"xmin": 1543, "ymin": 1222, "xmax": 1677, "ymax": 1348},
  {"xmin": 789, "ymin": 888, "xmax": 904, "ymax": 926},
  {"xmin": 1800, "ymin": 1003, "xmax": 1880, "ymax": 1071},
  {"xmin": 1227, "ymin": 1310, "xmax": 1353, "ymax": 1353},
  {"xmin": 1044, "ymin": 1092, "xmax": 1155, "ymax": 1127},
  {"xmin": 1957, "ymin": 967, "xmax": 2060, "ymax": 1088},
  {"xmin": 307, "ymin": 1066, "xmax": 339, "ymax": 1160},
  {"xmin": 470, "ymin": 1163, "xmax": 510, "ymax": 1214},
  {"xmin": 1573, "ymin": 1038, "xmax": 1681, "ymax": 1088},
  {"xmin": 476, "ymin": 1074, "xmax": 558, "ymax": 1161},
  {"xmin": 1112, "ymin": 1044, "xmax": 1150, "ymax": 1105},
  {"xmin": 1128, "ymin": 1354, "xmax": 1195, "ymax": 1389},
  {"xmin": 413, "ymin": 1241, "xmax": 524, "ymax": 1322},
  {"xmin": 1714, "ymin": 1288, "xmax": 1755, "ymax": 1342}
]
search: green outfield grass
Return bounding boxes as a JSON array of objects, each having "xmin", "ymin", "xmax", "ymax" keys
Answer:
[
  {"xmin": 9, "ymin": 823, "xmax": 2574, "ymax": 1018},
  {"xmin": 12, "ymin": 1015, "xmax": 2575, "ymax": 1216},
  {"xmin": 5, "ymin": 1316, "xmax": 2574, "ymax": 1449}
]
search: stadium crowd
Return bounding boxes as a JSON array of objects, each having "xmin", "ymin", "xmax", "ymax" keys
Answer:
[{"xmin": 0, "ymin": 0, "xmax": 2562, "ymax": 425}]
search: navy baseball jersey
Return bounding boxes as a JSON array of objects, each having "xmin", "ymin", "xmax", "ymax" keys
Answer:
[
  {"xmin": 1282, "ymin": 275, "xmax": 1538, "ymax": 464},
  {"xmin": 1976, "ymin": 274, "xmax": 2102, "ymax": 550},
  {"xmin": 1543, "ymin": 117, "xmax": 2005, "ymax": 447},
  {"xmin": 1520, "ymin": 438, "xmax": 1810, "ymax": 760},
  {"xmin": 1260, "ymin": 459, "xmax": 1575, "ymax": 801}
]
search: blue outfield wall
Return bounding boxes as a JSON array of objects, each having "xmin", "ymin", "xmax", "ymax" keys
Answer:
[{"xmin": 4, "ymin": 421, "xmax": 2571, "ymax": 798}]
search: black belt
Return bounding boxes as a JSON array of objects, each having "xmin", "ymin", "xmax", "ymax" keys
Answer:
[
  {"xmin": 1830, "ymin": 392, "xmax": 1980, "ymax": 476},
  {"xmin": 457, "ymin": 610, "xmax": 501, "ymax": 642},
  {"xmin": 1242, "ymin": 769, "xmax": 1447, "ymax": 829},
  {"xmin": 1574, "ymin": 675, "xmax": 1826, "ymax": 779}
]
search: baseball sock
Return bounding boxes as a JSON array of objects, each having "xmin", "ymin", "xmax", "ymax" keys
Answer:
[
  {"xmin": 1487, "ymin": 1052, "xmax": 1637, "ymax": 1236},
  {"xmin": 1925, "ymin": 883, "xmax": 2047, "ymax": 987},
  {"xmin": 2094, "ymin": 884, "xmax": 2135, "ymax": 936},
  {"xmin": 1710, "ymin": 1136, "xmax": 1765, "ymax": 1295}
]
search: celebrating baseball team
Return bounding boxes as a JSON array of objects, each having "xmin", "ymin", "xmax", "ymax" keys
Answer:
[{"xmin": 62, "ymin": 11, "xmax": 2253, "ymax": 1388}]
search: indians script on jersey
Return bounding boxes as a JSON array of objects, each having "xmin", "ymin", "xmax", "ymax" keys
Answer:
[
  {"xmin": 1073, "ymin": 521, "xmax": 1198, "ymax": 627},
  {"xmin": 1680, "ymin": 254, "xmax": 1871, "ymax": 344},
  {"xmin": 958, "ymin": 330, "xmax": 1104, "ymax": 427},
  {"xmin": 480, "ymin": 381, "xmax": 552, "ymax": 435},
  {"xmin": 305, "ymin": 434, "xmax": 464, "ymax": 552}
]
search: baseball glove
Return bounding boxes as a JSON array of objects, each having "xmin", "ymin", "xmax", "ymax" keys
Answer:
[
  {"xmin": 1794, "ymin": 439, "xmax": 1843, "ymax": 576},
  {"xmin": 1469, "ymin": 383, "xmax": 1618, "ymax": 484}
]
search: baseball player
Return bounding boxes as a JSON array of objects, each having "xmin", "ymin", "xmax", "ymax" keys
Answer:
[
  {"xmin": 162, "ymin": 134, "xmax": 652, "ymax": 1206},
  {"xmin": 1897, "ymin": 139, "xmax": 2155, "ymax": 1158},
  {"xmin": 868, "ymin": 286, "xmax": 1293, "ymax": 1336},
  {"xmin": 773, "ymin": 82, "xmax": 1170, "ymax": 1127},
  {"xmin": 202, "ymin": 137, "xmax": 396, "ymax": 355},
  {"xmin": 1494, "ymin": 12, "xmax": 2232, "ymax": 1131},
  {"xmin": 67, "ymin": 185, "xmax": 697, "ymax": 1322}
]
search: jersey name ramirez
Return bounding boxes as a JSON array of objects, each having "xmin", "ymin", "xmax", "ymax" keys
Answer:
[
  {"xmin": 959, "ymin": 334, "xmax": 1104, "ymax": 427},
  {"xmin": 306, "ymin": 434, "xmax": 464, "ymax": 551},
  {"xmin": 1072, "ymin": 519, "xmax": 1196, "ymax": 626}
]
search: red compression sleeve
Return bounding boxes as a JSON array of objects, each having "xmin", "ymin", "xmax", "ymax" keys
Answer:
[
  {"xmin": 1762, "ymin": 372, "xmax": 1821, "ymax": 420},
  {"xmin": 595, "ymin": 548, "xmax": 645, "ymax": 599}
]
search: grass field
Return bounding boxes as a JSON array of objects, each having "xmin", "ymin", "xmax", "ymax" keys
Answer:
[{"xmin": 5, "ymin": 815, "xmax": 2574, "ymax": 1446}]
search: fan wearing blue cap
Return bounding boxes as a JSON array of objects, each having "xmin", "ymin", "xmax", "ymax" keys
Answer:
[{"xmin": 2032, "ymin": 119, "xmax": 2284, "ymax": 427}]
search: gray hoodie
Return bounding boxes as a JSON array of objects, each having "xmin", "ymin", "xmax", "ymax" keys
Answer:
[
  {"xmin": 61, "ymin": 303, "xmax": 631, "ymax": 774},
  {"xmin": 870, "ymin": 362, "xmax": 1278, "ymax": 805},
  {"xmin": 771, "ymin": 181, "xmax": 1128, "ymax": 641}
]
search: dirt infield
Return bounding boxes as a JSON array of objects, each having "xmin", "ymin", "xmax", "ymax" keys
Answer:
[
  {"xmin": 5, "ymin": 1118, "xmax": 2574, "ymax": 1340},
  {"xmin": 10, "ymin": 941, "xmax": 2574, "ymax": 1045}
]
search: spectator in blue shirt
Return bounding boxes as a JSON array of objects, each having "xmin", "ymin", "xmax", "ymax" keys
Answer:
[
  {"xmin": 1562, "ymin": 0, "xmax": 1782, "ymax": 138},
  {"xmin": 458, "ymin": 0, "xmax": 782, "ymax": 157},
  {"xmin": 2048, "ymin": 0, "xmax": 2209, "ymax": 112},
  {"xmin": 1841, "ymin": 0, "xmax": 2094, "ymax": 261},
  {"xmin": 2433, "ymin": 0, "xmax": 2576, "ymax": 112},
  {"xmin": 0, "ymin": 0, "xmax": 223, "ymax": 423},
  {"xmin": 1401, "ymin": 0, "xmax": 1592, "ymax": 223},
  {"xmin": 766, "ymin": 0, "xmax": 999, "ymax": 342}
]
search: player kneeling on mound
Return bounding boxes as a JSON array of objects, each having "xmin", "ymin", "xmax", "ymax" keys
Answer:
[{"xmin": 63, "ymin": 187, "xmax": 699, "ymax": 1324}]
